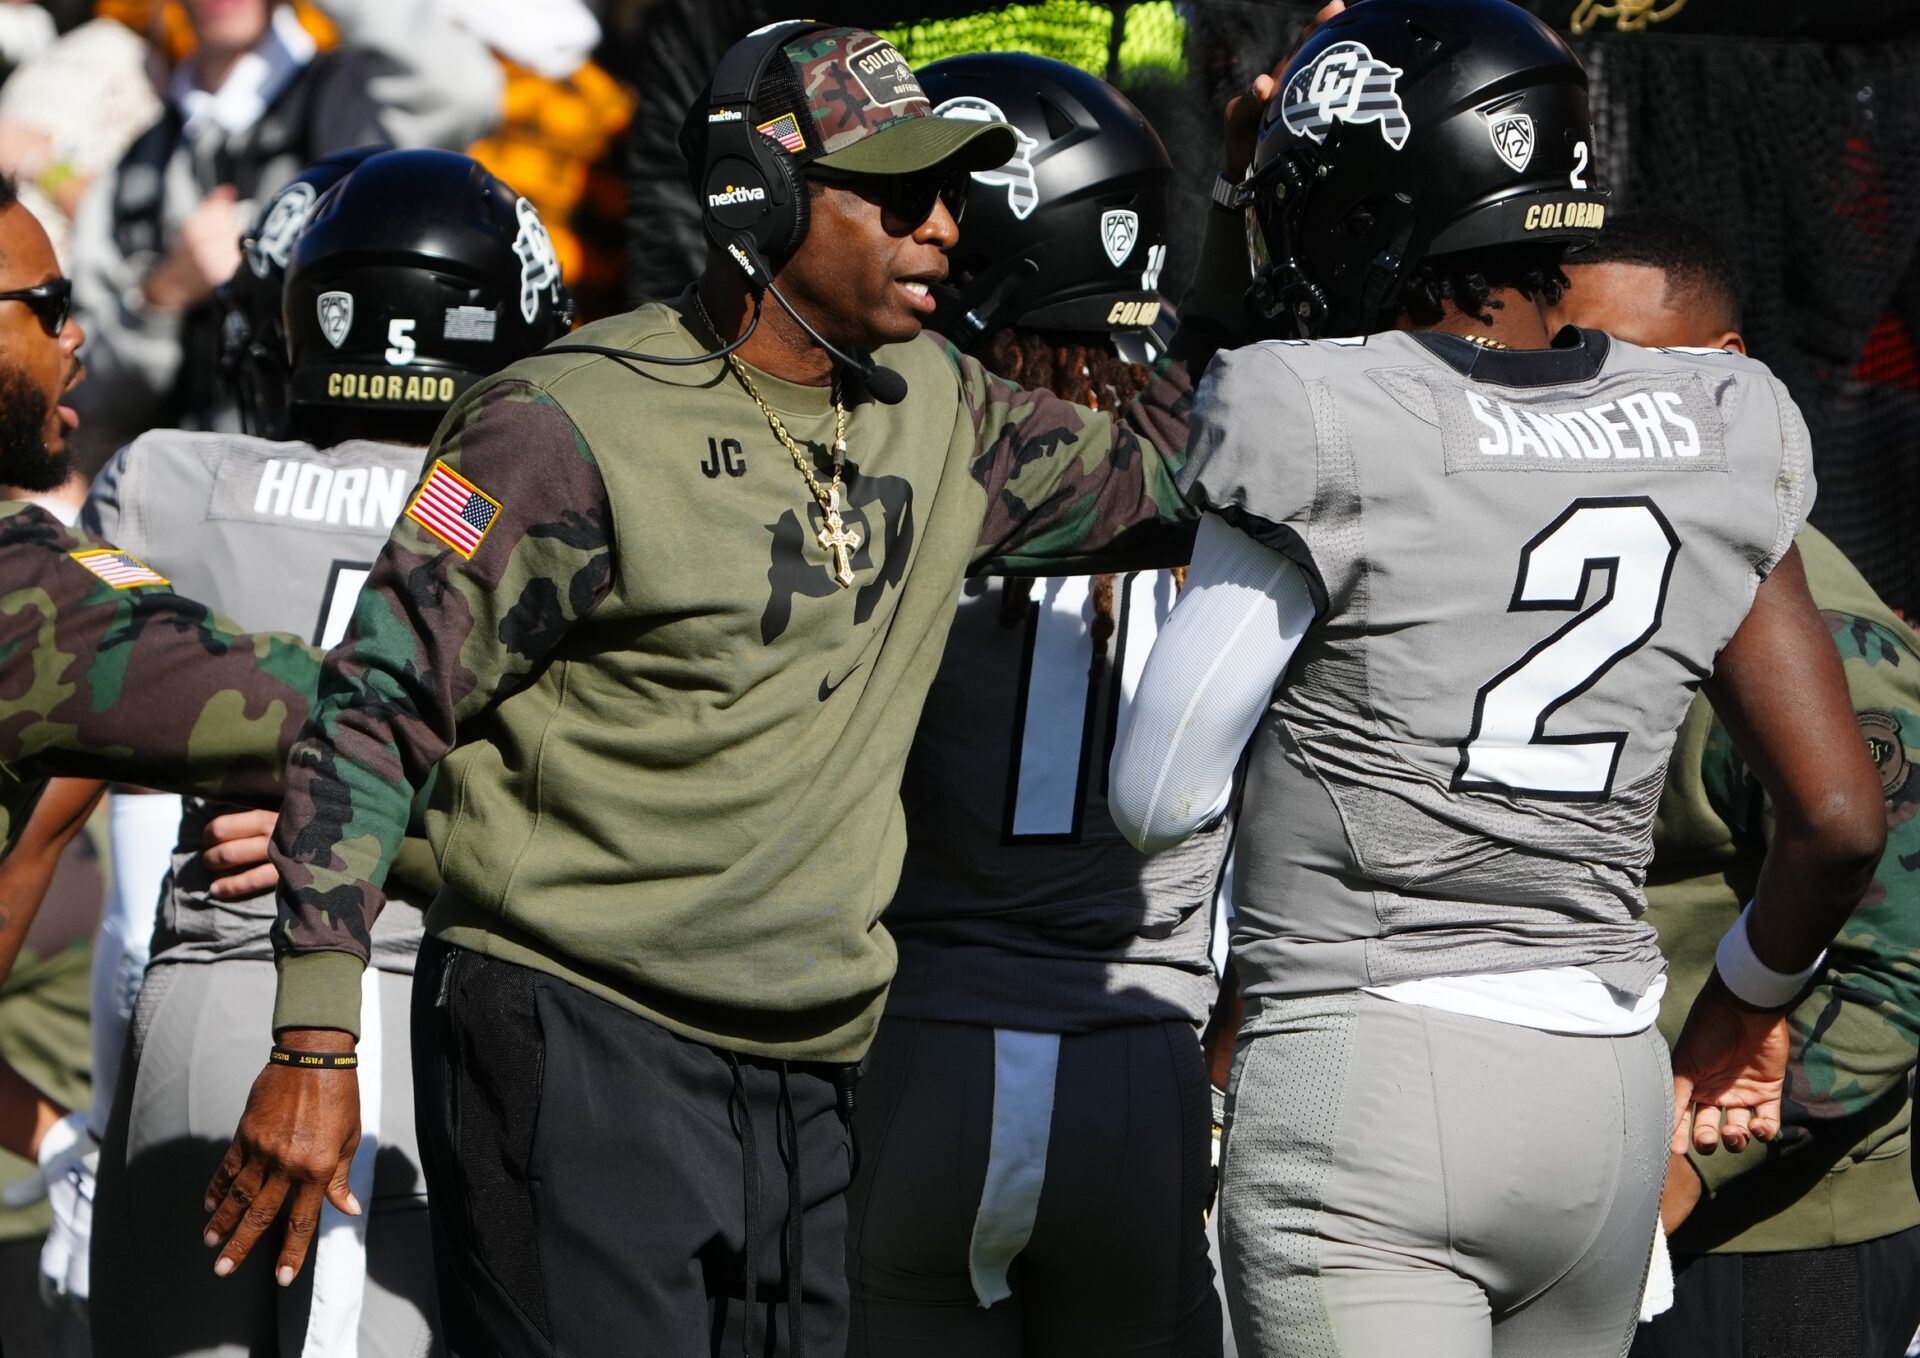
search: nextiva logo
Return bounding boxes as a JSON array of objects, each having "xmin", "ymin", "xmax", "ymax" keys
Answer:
[
  {"xmin": 708, "ymin": 109, "xmax": 745, "ymax": 123},
  {"xmin": 708, "ymin": 184, "xmax": 768, "ymax": 207},
  {"xmin": 727, "ymin": 243, "xmax": 758, "ymax": 278}
]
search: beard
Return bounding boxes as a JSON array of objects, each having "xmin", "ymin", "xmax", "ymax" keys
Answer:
[{"xmin": 0, "ymin": 364, "xmax": 70, "ymax": 494}]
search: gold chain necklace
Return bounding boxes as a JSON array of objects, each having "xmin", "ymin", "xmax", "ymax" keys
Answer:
[
  {"xmin": 694, "ymin": 295, "xmax": 862, "ymax": 589},
  {"xmin": 1459, "ymin": 333, "xmax": 1510, "ymax": 350}
]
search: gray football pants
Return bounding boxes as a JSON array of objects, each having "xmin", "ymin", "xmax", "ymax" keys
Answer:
[
  {"xmin": 91, "ymin": 960, "xmax": 438, "ymax": 1358},
  {"xmin": 1220, "ymin": 992, "xmax": 1669, "ymax": 1358}
]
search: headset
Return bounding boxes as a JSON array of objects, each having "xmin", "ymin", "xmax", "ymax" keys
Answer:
[
  {"xmin": 701, "ymin": 19, "xmax": 820, "ymax": 285},
  {"xmin": 550, "ymin": 19, "xmax": 908, "ymax": 403}
]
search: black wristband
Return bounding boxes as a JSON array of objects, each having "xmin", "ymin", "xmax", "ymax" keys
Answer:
[{"xmin": 270, "ymin": 1045, "xmax": 359, "ymax": 1071}]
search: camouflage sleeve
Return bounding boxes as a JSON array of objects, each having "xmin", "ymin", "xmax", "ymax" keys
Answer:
[
  {"xmin": 1690, "ymin": 609, "xmax": 1920, "ymax": 1197},
  {"xmin": 953, "ymin": 340, "xmax": 1197, "ymax": 576},
  {"xmin": 269, "ymin": 380, "xmax": 614, "ymax": 1037},
  {"xmin": 0, "ymin": 505, "xmax": 319, "ymax": 850}
]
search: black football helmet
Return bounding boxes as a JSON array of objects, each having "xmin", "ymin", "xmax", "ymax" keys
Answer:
[
  {"xmin": 220, "ymin": 146, "xmax": 382, "ymax": 439},
  {"xmin": 1245, "ymin": 0, "xmax": 1606, "ymax": 338},
  {"xmin": 283, "ymin": 149, "xmax": 575, "ymax": 444},
  {"xmin": 920, "ymin": 54, "xmax": 1173, "ymax": 363}
]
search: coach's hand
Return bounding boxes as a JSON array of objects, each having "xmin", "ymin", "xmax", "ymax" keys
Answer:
[
  {"xmin": 1669, "ymin": 971, "xmax": 1791, "ymax": 1157},
  {"xmin": 204, "ymin": 1030, "xmax": 361, "ymax": 1285},
  {"xmin": 1224, "ymin": 1, "xmax": 1346, "ymax": 178}
]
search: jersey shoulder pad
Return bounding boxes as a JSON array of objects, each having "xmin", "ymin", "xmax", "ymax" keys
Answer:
[{"xmin": 1181, "ymin": 342, "xmax": 1319, "ymax": 548}]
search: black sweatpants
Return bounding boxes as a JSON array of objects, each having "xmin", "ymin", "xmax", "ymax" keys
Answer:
[
  {"xmin": 1630, "ymin": 1224, "xmax": 1920, "ymax": 1358},
  {"xmin": 412, "ymin": 937, "xmax": 854, "ymax": 1358}
]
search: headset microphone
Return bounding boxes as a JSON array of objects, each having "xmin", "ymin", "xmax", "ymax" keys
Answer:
[{"xmin": 765, "ymin": 279, "xmax": 908, "ymax": 404}]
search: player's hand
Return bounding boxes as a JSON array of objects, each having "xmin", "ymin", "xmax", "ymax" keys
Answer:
[
  {"xmin": 1224, "ymin": 1, "xmax": 1345, "ymax": 178},
  {"xmin": 1669, "ymin": 971, "xmax": 1791, "ymax": 1157},
  {"xmin": 204, "ymin": 1031, "xmax": 360, "ymax": 1285},
  {"xmin": 202, "ymin": 808, "xmax": 280, "ymax": 900},
  {"xmin": 143, "ymin": 186, "xmax": 244, "ymax": 310}
]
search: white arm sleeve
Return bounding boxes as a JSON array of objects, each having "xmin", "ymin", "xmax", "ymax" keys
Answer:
[{"xmin": 1109, "ymin": 514, "xmax": 1316, "ymax": 855}]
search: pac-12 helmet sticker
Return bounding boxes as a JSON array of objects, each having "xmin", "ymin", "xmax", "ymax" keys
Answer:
[
  {"xmin": 933, "ymin": 95, "xmax": 1041, "ymax": 220},
  {"xmin": 1489, "ymin": 112, "xmax": 1536, "ymax": 172},
  {"xmin": 1101, "ymin": 209, "xmax": 1139, "ymax": 268},
  {"xmin": 1280, "ymin": 40, "xmax": 1412, "ymax": 150},
  {"xmin": 317, "ymin": 291, "xmax": 353, "ymax": 349}
]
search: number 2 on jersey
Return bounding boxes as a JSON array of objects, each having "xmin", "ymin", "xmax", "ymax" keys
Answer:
[{"xmin": 1455, "ymin": 497, "xmax": 1679, "ymax": 800}]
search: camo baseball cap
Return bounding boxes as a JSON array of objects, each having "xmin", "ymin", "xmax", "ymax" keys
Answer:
[{"xmin": 762, "ymin": 27, "xmax": 1018, "ymax": 176}]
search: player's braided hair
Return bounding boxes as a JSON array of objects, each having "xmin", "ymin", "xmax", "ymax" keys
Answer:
[
  {"xmin": 982, "ymin": 327, "xmax": 1183, "ymax": 679},
  {"xmin": 1396, "ymin": 244, "xmax": 1571, "ymax": 328}
]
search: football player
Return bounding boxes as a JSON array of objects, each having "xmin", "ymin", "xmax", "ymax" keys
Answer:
[
  {"xmin": 1109, "ymin": 3, "xmax": 1885, "ymax": 1355},
  {"xmin": 1552, "ymin": 213, "xmax": 1920, "ymax": 1358},
  {"xmin": 79, "ymin": 147, "xmax": 572, "ymax": 1358},
  {"xmin": 851, "ymin": 54, "xmax": 1225, "ymax": 1356}
]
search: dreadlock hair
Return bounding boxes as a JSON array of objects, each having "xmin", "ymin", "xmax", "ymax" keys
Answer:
[
  {"xmin": 1396, "ymin": 243, "xmax": 1571, "ymax": 329},
  {"xmin": 1561, "ymin": 211, "xmax": 1745, "ymax": 331},
  {"xmin": 981, "ymin": 326, "xmax": 1181, "ymax": 680},
  {"xmin": 982, "ymin": 328, "xmax": 1151, "ymax": 416}
]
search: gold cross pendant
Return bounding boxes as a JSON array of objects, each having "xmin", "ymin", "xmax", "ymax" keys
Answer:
[{"xmin": 816, "ymin": 484, "xmax": 863, "ymax": 589}]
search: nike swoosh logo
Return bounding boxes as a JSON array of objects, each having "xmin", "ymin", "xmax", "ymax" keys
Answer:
[{"xmin": 819, "ymin": 663, "xmax": 864, "ymax": 702}]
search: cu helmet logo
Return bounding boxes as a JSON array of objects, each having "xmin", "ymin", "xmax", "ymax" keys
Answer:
[
  {"xmin": 1281, "ymin": 40, "xmax": 1412, "ymax": 151},
  {"xmin": 248, "ymin": 181, "xmax": 315, "ymax": 279},
  {"xmin": 933, "ymin": 96, "xmax": 1041, "ymax": 220}
]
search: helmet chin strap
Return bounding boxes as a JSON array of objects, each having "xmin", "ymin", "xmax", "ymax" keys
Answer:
[{"xmin": 938, "ymin": 259, "xmax": 1041, "ymax": 352}]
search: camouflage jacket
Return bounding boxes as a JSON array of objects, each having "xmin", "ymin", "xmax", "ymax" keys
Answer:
[
  {"xmin": 269, "ymin": 301, "xmax": 1194, "ymax": 1057},
  {"xmin": 1649, "ymin": 525, "xmax": 1920, "ymax": 1253},
  {"xmin": 0, "ymin": 501, "xmax": 320, "ymax": 853}
]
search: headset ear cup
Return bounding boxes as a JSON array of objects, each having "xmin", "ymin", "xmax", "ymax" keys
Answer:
[
  {"xmin": 753, "ymin": 138, "xmax": 808, "ymax": 264},
  {"xmin": 783, "ymin": 159, "xmax": 809, "ymax": 258}
]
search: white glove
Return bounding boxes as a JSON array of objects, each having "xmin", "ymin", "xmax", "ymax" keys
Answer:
[{"xmin": 1, "ymin": 1112, "xmax": 98, "ymax": 1311}]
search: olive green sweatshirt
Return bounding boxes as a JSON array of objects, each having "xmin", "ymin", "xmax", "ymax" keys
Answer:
[
  {"xmin": 269, "ymin": 300, "xmax": 1193, "ymax": 1061},
  {"xmin": 1650, "ymin": 526, "xmax": 1920, "ymax": 1253}
]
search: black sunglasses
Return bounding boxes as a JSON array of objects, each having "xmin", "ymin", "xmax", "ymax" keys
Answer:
[
  {"xmin": 814, "ymin": 167, "xmax": 969, "ymax": 227},
  {"xmin": 0, "ymin": 278, "xmax": 72, "ymax": 337}
]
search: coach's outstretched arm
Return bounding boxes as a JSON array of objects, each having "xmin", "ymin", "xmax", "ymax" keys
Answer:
[
  {"xmin": 0, "ymin": 506, "xmax": 321, "ymax": 846},
  {"xmin": 202, "ymin": 380, "xmax": 613, "ymax": 1285},
  {"xmin": 1672, "ymin": 546, "xmax": 1886, "ymax": 1156}
]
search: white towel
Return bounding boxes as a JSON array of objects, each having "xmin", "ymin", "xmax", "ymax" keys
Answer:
[
  {"xmin": 301, "ymin": 965, "xmax": 383, "ymax": 1356},
  {"xmin": 1639, "ymin": 1224, "xmax": 1675, "ymax": 1323},
  {"xmin": 967, "ymin": 1030, "xmax": 1061, "ymax": 1308}
]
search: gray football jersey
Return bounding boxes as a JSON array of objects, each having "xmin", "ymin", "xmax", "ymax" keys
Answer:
[
  {"xmin": 1181, "ymin": 329, "xmax": 1812, "ymax": 1001},
  {"xmin": 82, "ymin": 431, "xmax": 432, "ymax": 970},
  {"xmin": 887, "ymin": 571, "xmax": 1229, "ymax": 1032}
]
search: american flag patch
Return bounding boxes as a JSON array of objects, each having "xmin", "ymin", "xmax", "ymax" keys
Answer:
[
  {"xmin": 69, "ymin": 548, "xmax": 169, "ymax": 589},
  {"xmin": 757, "ymin": 113, "xmax": 807, "ymax": 155},
  {"xmin": 405, "ymin": 461, "xmax": 501, "ymax": 559}
]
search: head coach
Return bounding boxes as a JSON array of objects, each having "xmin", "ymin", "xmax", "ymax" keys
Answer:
[{"xmin": 202, "ymin": 22, "xmax": 1200, "ymax": 1356}]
